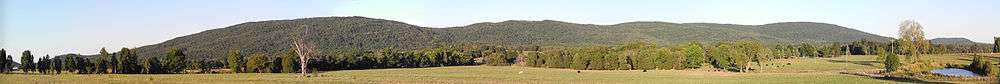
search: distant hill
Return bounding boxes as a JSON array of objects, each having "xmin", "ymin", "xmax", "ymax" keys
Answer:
[
  {"xmin": 76, "ymin": 16, "xmax": 893, "ymax": 60},
  {"xmin": 930, "ymin": 38, "xmax": 989, "ymax": 45}
]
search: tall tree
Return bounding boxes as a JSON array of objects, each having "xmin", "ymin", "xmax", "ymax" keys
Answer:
[
  {"xmin": 163, "ymin": 48, "xmax": 187, "ymax": 73},
  {"xmin": 0, "ymin": 49, "xmax": 6, "ymax": 73},
  {"xmin": 95, "ymin": 48, "xmax": 110, "ymax": 74},
  {"xmin": 63, "ymin": 54, "xmax": 78, "ymax": 73},
  {"xmin": 227, "ymin": 50, "xmax": 244, "ymax": 73},
  {"xmin": 293, "ymin": 27, "xmax": 318, "ymax": 76},
  {"xmin": 6, "ymin": 55, "xmax": 12, "ymax": 73},
  {"xmin": 20, "ymin": 50, "xmax": 34, "ymax": 73},
  {"xmin": 116, "ymin": 48, "xmax": 140, "ymax": 74},
  {"xmin": 897, "ymin": 20, "xmax": 930, "ymax": 59},
  {"xmin": 52, "ymin": 56, "xmax": 62, "ymax": 74},
  {"xmin": 682, "ymin": 42, "xmax": 706, "ymax": 68},
  {"xmin": 281, "ymin": 50, "xmax": 299, "ymax": 73},
  {"xmin": 39, "ymin": 55, "xmax": 50, "ymax": 74}
]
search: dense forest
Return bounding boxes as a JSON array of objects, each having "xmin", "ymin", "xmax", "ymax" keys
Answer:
[{"xmin": 119, "ymin": 16, "xmax": 899, "ymax": 60}]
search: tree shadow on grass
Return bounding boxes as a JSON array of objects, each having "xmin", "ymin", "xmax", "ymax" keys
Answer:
[
  {"xmin": 825, "ymin": 59, "xmax": 879, "ymax": 67},
  {"xmin": 840, "ymin": 72, "xmax": 953, "ymax": 84}
]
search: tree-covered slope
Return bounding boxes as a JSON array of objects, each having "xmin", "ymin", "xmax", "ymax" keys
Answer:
[
  {"xmin": 113, "ymin": 16, "xmax": 891, "ymax": 59},
  {"xmin": 930, "ymin": 38, "xmax": 989, "ymax": 45}
]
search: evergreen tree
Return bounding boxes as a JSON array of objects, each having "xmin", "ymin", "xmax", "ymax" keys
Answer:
[
  {"xmin": 6, "ymin": 55, "xmax": 11, "ymax": 73},
  {"xmin": 0, "ymin": 49, "xmax": 6, "ymax": 73},
  {"xmin": 52, "ymin": 56, "xmax": 63, "ymax": 74},
  {"xmin": 969, "ymin": 55, "xmax": 990, "ymax": 76},
  {"xmin": 63, "ymin": 54, "xmax": 78, "ymax": 73},
  {"xmin": 6, "ymin": 55, "xmax": 12, "ymax": 73},
  {"xmin": 4, "ymin": 55, "xmax": 14, "ymax": 72},
  {"xmin": 39, "ymin": 55, "xmax": 50, "ymax": 74},
  {"xmin": 227, "ymin": 50, "xmax": 244, "ymax": 73},
  {"xmin": 882, "ymin": 50, "xmax": 901, "ymax": 75},
  {"xmin": 20, "ymin": 50, "xmax": 34, "ymax": 73}
]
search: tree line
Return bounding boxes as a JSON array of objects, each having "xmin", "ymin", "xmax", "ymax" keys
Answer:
[
  {"xmin": 516, "ymin": 39, "xmax": 847, "ymax": 72},
  {"xmin": 1, "ymin": 48, "xmax": 188, "ymax": 74}
]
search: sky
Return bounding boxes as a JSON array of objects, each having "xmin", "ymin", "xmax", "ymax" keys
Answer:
[{"xmin": 2, "ymin": 0, "xmax": 999, "ymax": 62}]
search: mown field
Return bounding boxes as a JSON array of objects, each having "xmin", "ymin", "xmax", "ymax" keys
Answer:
[{"xmin": 2, "ymin": 54, "xmax": 997, "ymax": 84}]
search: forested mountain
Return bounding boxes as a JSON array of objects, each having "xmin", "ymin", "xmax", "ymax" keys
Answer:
[
  {"xmin": 88, "ymin": 16, "xmax": 893, "ymax": 59},
  {"xmin": 930, "ymin": 38, "xmax": 989, "ymax": 45}
]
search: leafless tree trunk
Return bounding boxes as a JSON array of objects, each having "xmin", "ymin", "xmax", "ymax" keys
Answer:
[{"xmin": 294, "ymin": 26, "xmax": 316, "ymax": 77}]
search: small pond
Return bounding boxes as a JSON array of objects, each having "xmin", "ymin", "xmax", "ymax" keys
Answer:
[{"xmin": 930, "ymin": 68, "xmax": 980, "ymax": 77}]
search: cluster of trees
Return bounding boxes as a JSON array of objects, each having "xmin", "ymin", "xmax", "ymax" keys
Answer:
[
  {"xmin": 0, "ymin": 49, "xmax": 14, "ymax": 73},
  {"xmin": 967, "ymin": 55, "xmax": 998, "ymax": 76},
  {"xmin": 518, "ymin": 40, "xmax": 845, "ymax": 72},
  {"xmin": 878, "ymin": 20, "xmax": 998, "ymax": 77},
  {"xmin": 520, "ymin": 42, "xmax": 691, "ymax": 70},
  {"xmin": 223, "ymin": 46, "xmax": 505, "ymax": 73},
  {"xmin": 2, "ymin": 45, "xmax": 518, "ymax": 74},
  {"xmin": 224, "ymin": 50, "xmax": 300, "ymax": 73},
  {"xmin": 7, "ymin": 48, "xmax": 191, "ymax": 74}
]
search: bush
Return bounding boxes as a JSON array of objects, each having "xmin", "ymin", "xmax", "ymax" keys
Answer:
[
  {"xmin": 968, "ymin": 55, "xmax": 997, "ymax": 76},
  {"xmin": 882, "ymin": 50, "xmax": 901, "ymax": 73}
]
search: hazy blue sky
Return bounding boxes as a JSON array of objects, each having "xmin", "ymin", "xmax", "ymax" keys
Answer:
[{"xmin": 2, "ymin": 0, "xmax": 998, "ymax": 61}]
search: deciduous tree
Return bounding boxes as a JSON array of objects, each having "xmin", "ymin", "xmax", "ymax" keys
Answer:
[
  {"xmin": 163, "ymin": 48, "xmax": 187, "ymax": 73},
  {"xmin": 897, "ymin": 20, "xmax": 930, "ymax": 59},
  {"xmin": 682, "ymin": 42, "xmax": 706, "ymax": 69},
  {"xmin": 141, "ymin": 57, "xmax": 163, "ymax": 74},
  {"xmin": 281, "ymin": 50, "xmax": 299, "ymax": 73},
  {"xmin": 227, "ymin": 50, "xmax": 244, "ymax": 73},
  {"xmin": 20, "ymin": 50, "xmax": 34, "ymax": 73},
  {"xmin": 95, "ymin": 48, "xmax": 110, "ymax": 74}
]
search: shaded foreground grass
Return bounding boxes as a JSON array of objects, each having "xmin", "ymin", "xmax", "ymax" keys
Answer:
[{"xmin": 3, "ymin": 54, "xmax": 997, "ymax": 84}]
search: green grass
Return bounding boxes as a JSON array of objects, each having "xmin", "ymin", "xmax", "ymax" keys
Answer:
[{"xmin": 2, "ymin": 54, "xmax": 997, "ymax": 84}]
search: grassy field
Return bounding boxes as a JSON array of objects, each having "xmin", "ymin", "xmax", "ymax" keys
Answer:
[{"xmin": 2, "ymin": 54, "xmax": 997, "ymax": 84}]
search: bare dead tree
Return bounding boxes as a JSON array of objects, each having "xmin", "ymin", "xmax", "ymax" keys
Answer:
[{"xmin": 293, "ymin": 25, "xmax": 317, "ymax": 77}]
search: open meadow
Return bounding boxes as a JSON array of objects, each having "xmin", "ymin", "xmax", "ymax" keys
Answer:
[{"xmin": 4, "ymin": 54, "xmax": 996, "ymax": 84}]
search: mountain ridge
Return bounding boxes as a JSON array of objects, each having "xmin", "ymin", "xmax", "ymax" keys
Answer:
[{"xmin": 76, "ymin": 16, "xmax": 897, "ymax": 60}]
